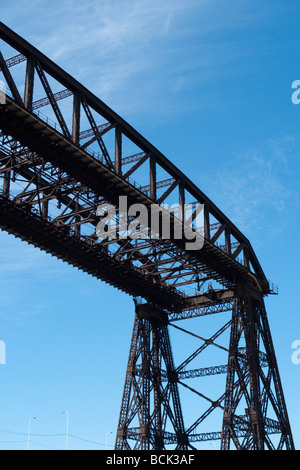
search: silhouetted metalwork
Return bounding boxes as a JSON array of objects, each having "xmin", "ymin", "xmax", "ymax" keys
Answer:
[{"xmin": 0, "ymin": 23, "xmax": 294, "ymax": 450}]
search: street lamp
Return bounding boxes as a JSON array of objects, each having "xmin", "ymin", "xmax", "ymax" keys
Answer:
[
  {"xmin": 62, "ymin": 411, "xmax": 69, "ymax": 450},
  {"xmin": 27, "ymin": 417, "xmax": 36, "ymax": 450},
  {"xmin": 106, "ymin": 431, "xmax": 112, "ymax": 450}
]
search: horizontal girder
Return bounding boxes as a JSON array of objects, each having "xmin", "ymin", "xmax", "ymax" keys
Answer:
[
  {"xmin": 0, "ymin": 22, "xmax": 273, "ymax": 310},
  {"xmin": 125, "ymin": 415, "xmax": 283, "ymax": 444}
]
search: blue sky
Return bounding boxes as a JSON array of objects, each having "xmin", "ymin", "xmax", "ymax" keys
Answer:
[{"xmin": 0, "ymin": 0, "xmax": 299, "ymax": 450}]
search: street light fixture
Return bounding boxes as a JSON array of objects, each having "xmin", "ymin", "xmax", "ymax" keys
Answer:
[
  {"xmin": 106, "ymin": 431, "xmax": 112, "ymax": 450},
  {"xmin": 27, "ymin": 417, "xmax": 36, "ymax": 450},
  {"xmin": 62, "ymin": 411, "xmax": 69, "ymax": 450}
]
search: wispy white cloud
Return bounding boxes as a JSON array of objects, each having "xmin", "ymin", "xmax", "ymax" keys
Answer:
[
  {"xmin": 1, "ymin": 1, "xmax": 297, "ymax": 245},
  {"xmin": 199, "ymin": 136, "xmax": 300, "ymax": 244},
  {"xmin": 0, "ymin": 231, "xmax": 69, "ymax": 279},
  {"xmin": 1, "ymin": 0, "xmax": 277, "ymax": 119}
]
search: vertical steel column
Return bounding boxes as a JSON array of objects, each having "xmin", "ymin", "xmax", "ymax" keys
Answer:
[
  {"xmin": 150, "ymin": 155, "xmax": 157, "ymax": 201},
  {"xmin": 204, "ymin": 204, "xmax": 210, "ymax": 240},
  {"xmin": 115, "ymin": 316, "xmax": 140, "ymax": 450},
  {"xmin": 179, "ymin": 182, "xmax": 185, "ymax": 220},
  {"xmin": 221, "ymin": 288, "xmax": 266, "ymax": 450},
  {"xmin": 3, "ymin": 170, "xmax": 10, "ymax": 197},
  {"xmin": 259, "ymin": 300, "xmax": 295, "ymax": 450},
  {"xmin": 115, "ymin": 302, "xmax": 188, "ymax": 450},
  {"xmin": 24, "ymin": 56, "xmax": 35, "ymax": 112},
  {"xmin": 72, "ymin": 93, "xmax": 81, "ymax": 145},
  {"xmin": 42, "ymin": 198, "xmax": 49, "ymax": 220},
  {"xmin": 225, "ymin": 226, "xmax": 231, "ymax": 255},
  {"xmin": 221, "ymin": 284, "xmax": 295, "ymax": 450},
  {"xmin": 152, "ymin": 324, "xmax": 163, "ymax": 449},
  {"xmin": 115, "ymin": 125, "xmax": 122, "ymax": 175}
]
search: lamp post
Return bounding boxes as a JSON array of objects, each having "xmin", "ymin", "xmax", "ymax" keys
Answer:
[
  {"xmin": 106, "ymin": 431, "xmax": 112, "ymax": 450},
  {"xmin": 62, "ymin": 411, "xmax": 69, "ymax": 450},
  {"xmin": 27, "ymin": 417, "xmax": 36, "ymax": 450}
]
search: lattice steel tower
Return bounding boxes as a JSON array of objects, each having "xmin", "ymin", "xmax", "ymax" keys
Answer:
[{"xmin": 0, "ymin": 23, "xmax": 294, "ymax": 450}]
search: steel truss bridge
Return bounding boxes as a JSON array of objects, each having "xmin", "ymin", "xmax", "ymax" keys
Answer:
[{"xmin": 0, "ymin": 23, "xmax": 294, "ymax": 450}]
